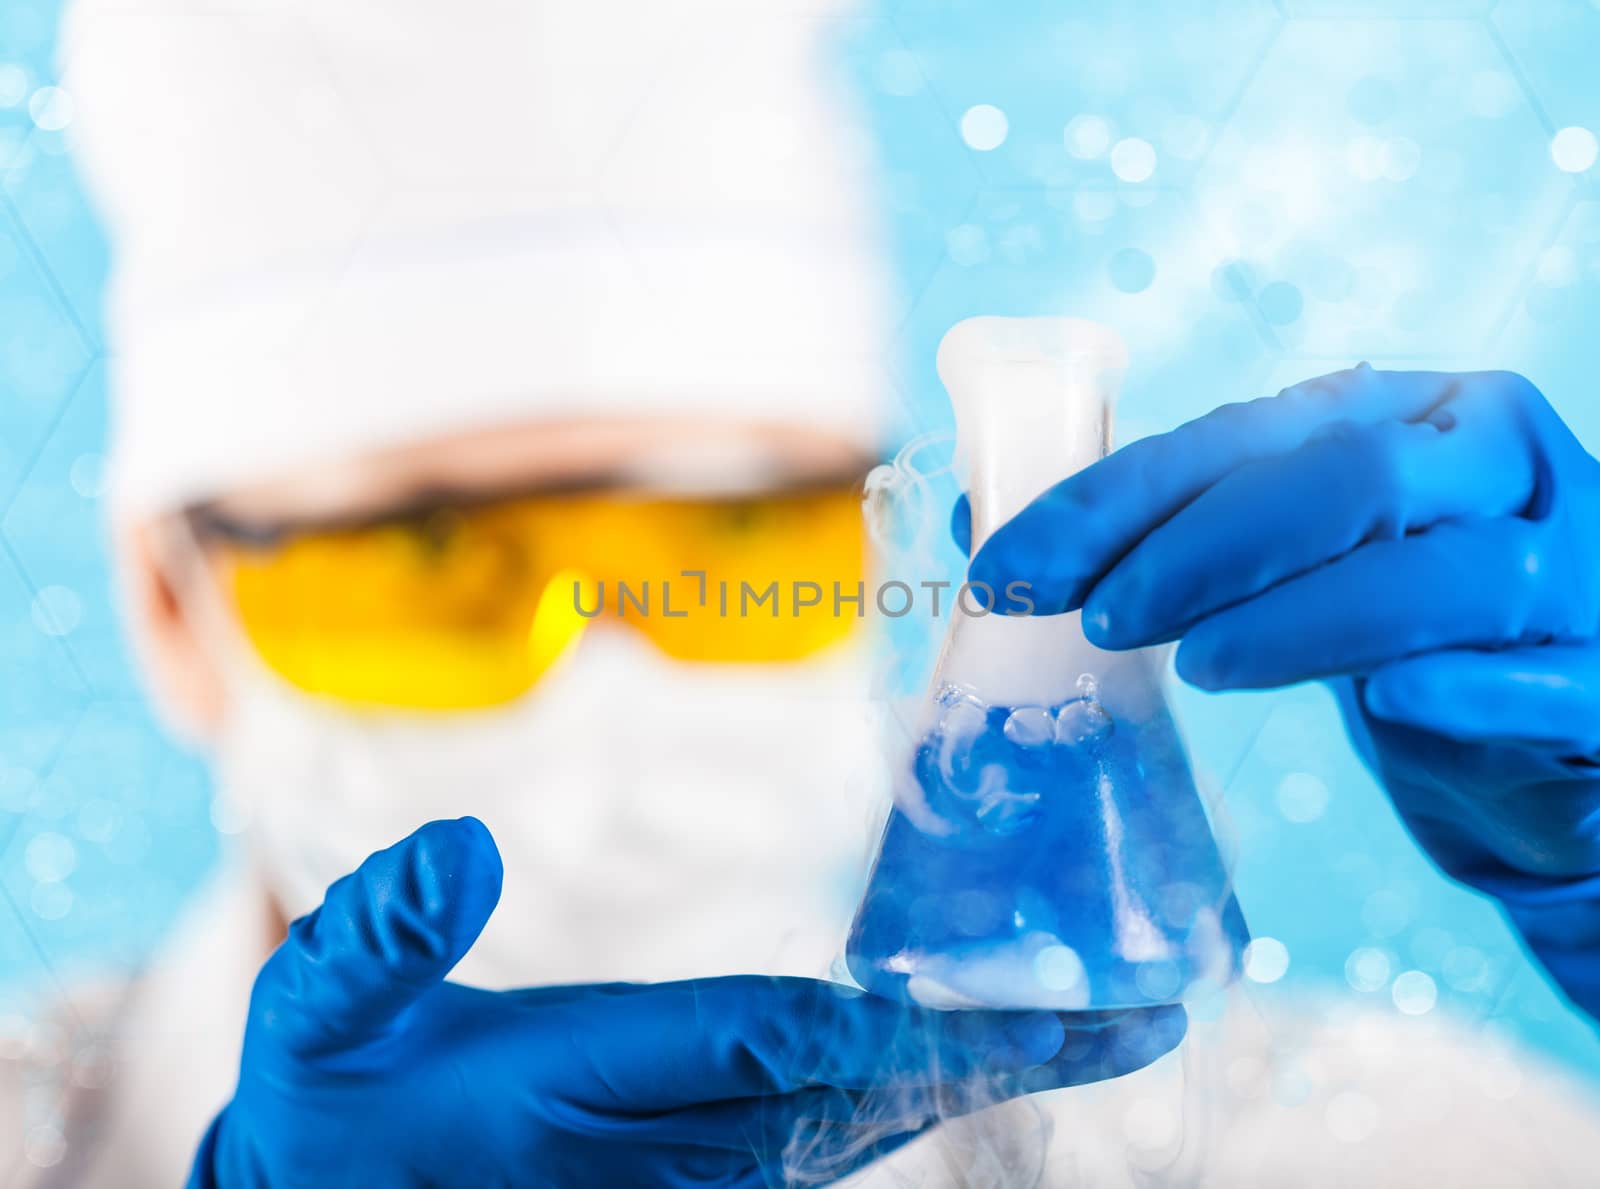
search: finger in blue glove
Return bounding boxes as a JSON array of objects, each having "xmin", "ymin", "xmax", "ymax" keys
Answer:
[{"xmin": 193, "ymin": 818, "xmax": 1185, "ymax": 1189}]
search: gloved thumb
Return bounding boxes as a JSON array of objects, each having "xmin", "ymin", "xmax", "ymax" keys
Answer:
[{"xmin": 246, "ymin": 816, "xmax": 503, "ymax": 1062}]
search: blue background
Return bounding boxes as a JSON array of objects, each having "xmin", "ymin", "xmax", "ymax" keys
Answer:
[{"xmin": 2, "ymin": 0, "xmax": 1600, "ymax": 1086}]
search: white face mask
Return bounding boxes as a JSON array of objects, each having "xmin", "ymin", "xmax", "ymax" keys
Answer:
[{"xmin": 210, "ymin": 624, "xmax": 889, "ymax": 989}]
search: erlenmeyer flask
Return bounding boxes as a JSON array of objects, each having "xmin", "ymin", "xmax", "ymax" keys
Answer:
[{"xmin": 846, "ymin": 316, "xmax": 1249, "ymax": 1011}]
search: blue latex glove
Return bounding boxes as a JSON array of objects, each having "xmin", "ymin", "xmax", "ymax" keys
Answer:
[
  {"xmin": 189, "ymin": 817, "xmax": 1184, "ymax": 1188},
  {"xmin": 964, "ymin": 365, "xmax": 1600, "ymax": 1018}
]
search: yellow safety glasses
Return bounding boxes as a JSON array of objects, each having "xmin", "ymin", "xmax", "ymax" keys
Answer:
[{"xmin": 196, "ymin": 481, "xmax": 868, "ymax": 710}]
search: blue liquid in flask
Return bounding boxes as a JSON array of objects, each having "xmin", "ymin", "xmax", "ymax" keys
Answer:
[
  {"xmin": 845, "ymin": 314, "xmax": 1248, "ymax": 1010},
  {"xmin": 846, "ymin": 674, "xmax": 1248, "ymax": 1010}
]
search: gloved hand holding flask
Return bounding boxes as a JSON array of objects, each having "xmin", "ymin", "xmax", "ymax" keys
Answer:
[
  {"xmin": 190, "ymin": 817, "xmax": 1184, "ymax": 1188},
  {"xmin": 969, "ymin": 363, "xmax": 1600, "ymax": 1023}
]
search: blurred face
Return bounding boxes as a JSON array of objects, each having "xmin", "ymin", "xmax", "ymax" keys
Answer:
[
  {"xmin": 129, "ymin": 415, "xmax": 874, "ymax": 736},
  {"xmin": 124, "ymin": 415, "xmax": 886, "ymax": 984}
]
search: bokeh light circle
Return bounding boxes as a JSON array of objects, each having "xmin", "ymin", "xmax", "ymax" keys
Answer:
[
  {"xmin": 945, "ymin": 223, "xmax": 989, "ymax": 266},
  {"xmin": 960, "ymin": 104, "xmax": 1009, "ymax": 151},
  {"xmin": 70, "ymin": 452, "xmax": 106, "ymax": 498},
  {"xmin": 24, "ymin": 1124, "xmax": 65, "ymax": 1169},
  {"xmin": 31, "ymin": 882, "xmax": 72, "ymax": 921},
  {"xmin": 1392, "ymin": 970, "xmax": 1438, "ymax": 1015},
  {"xmin": 1276, "ymin": 771, "xmax": 1330, "ymax": 822},
  {"xmin": 1258, "ymin": 280, "xmax": 1304, "ymax": 326},
  {"xmin": 1064, "ymin": 114, "xmax": 1112, "ymax": 159},
  {"xmin": 24, "ymin": 831, "xmax": 76, "ymax": 883},
  {"xmin": 1110, "ymin": 137, "xmax": 1156, "ymax": 182},
  {"xmin": 1551, "ymin": 126, "xmax": 1598, "ymax": 174},
  {"xmin": 27, "ymin": 86, "xmax": 72, "ymax": 132},
  {"xmin": 1108, "ymin": 247, "xmax": 1156, "ymax": 293},
  {"xmin": 1345, "ymin": 946, "xmax": 1391, "ymax": 992},
  {"xmin": 1244, "ymin": 937, "xmax": 1290, "ymax": 984}
]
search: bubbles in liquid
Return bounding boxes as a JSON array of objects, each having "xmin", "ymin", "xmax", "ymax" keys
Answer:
[
  {"xmin": 935, "ymin": 682, "xmax": 982, "ymax": 710},
  {"xmin": 920, "ymin": 680, "xmax": 1121, "ymax": 839},
  {"xmin": 938, "ymin": 698, "xmax": 988, "ymax": 742},
  {"xmin": 1002, "ymin": 706, "xmax": 1055, "ymax": 748},
  {"xmin": 923, "ymin": 686, "xmax": 1049, "ymax": 838},
  {"xmin": 1056, "ymin": 673, "xmax": 1113, "ymax": 747},
  {"xmin": 1055, "ymin": 696, "xmax": 1113, "ymax": 746}
]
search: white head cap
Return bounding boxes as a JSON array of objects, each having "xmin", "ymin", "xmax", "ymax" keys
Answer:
[{"xmin": 62, "ymin": 0, "xmax": 891, "ymax": 515}]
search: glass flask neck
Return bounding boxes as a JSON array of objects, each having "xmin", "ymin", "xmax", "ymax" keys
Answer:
[
  {"xmin": 936, "ymin": 316, "xmax": 1127, "ymax": 553},
  {"xmin": 930, "ymin": 316, "xmax": 1132, "ymax": 710}
]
